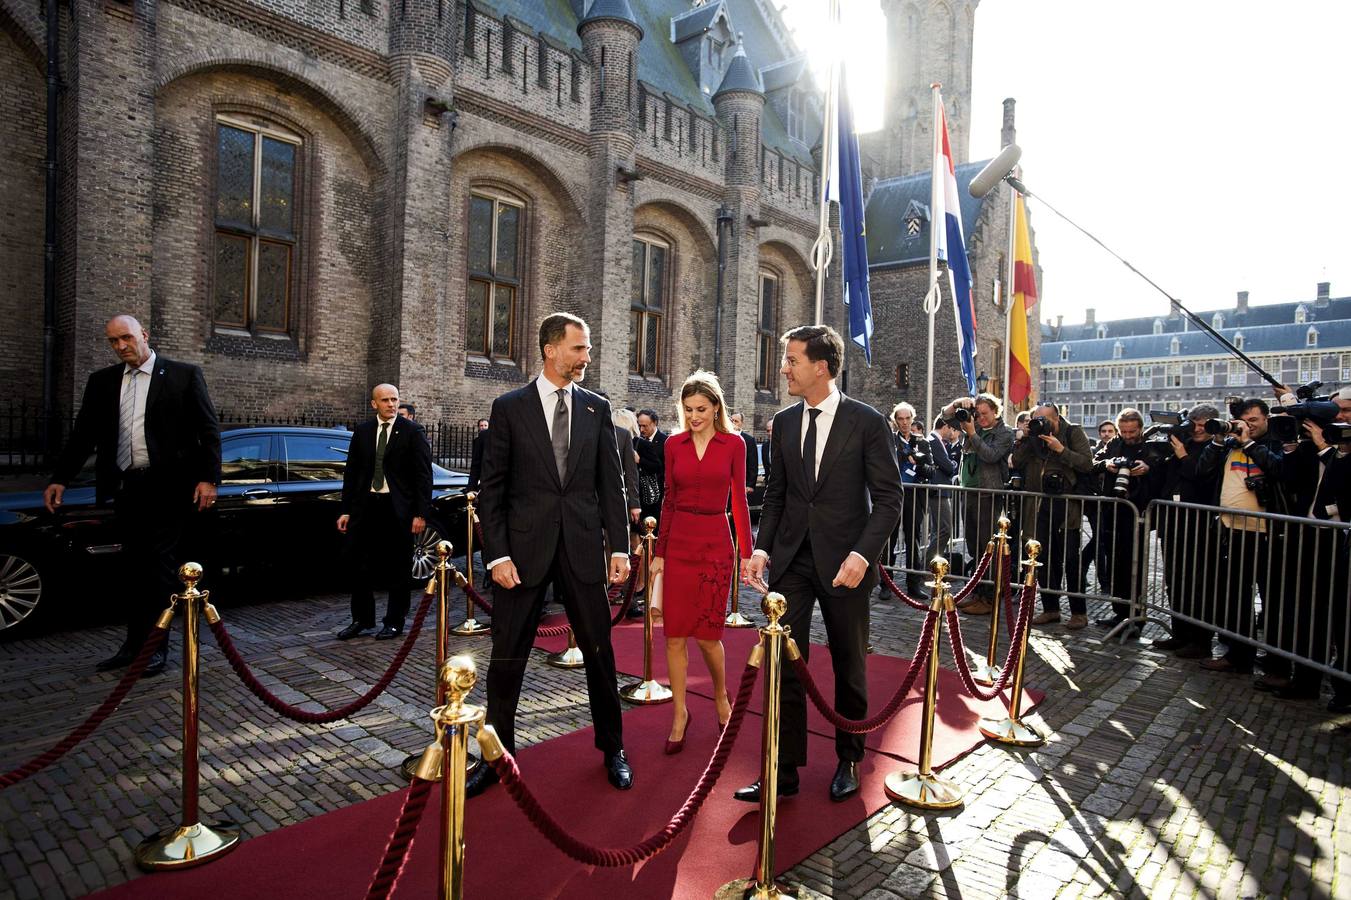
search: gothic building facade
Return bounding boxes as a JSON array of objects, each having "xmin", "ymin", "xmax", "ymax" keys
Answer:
[{"xmin": 0, "ymin": 0, "xmax": 1038, "ymax": 428}]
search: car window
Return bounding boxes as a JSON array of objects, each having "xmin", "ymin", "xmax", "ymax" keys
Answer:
[
  {"xmin": 221, "ymin": 435, "xmax": 272, "ymax": 484},
  {"xmin": 284, "ymin": 434, "xmax": 350, "ymax": 482}
]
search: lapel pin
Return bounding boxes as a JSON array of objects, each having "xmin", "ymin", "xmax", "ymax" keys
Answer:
[{"xmin": 587, "ymin": 406, "xmax": 595, "ymax": 413}]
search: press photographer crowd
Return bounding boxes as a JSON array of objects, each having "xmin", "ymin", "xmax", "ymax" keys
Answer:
[{"xmin": 885, "ymin": 383, "xmax": 1351, "ymax": 714}]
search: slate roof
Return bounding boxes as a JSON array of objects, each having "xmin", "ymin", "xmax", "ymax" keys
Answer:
[
  {"xmin": 864, "ymin": 160, "xmax": 993, "ymax": 269},
  {"xmin": 1052, "ymin": 296, "xmax": 1351, "ymax": 342},
  {"xmin": 578, "ymin": 0, "xmax": 643, "ymax": 36},
  {"xmin": 1044, "ymin": 317, "xmax": 1351, "ymax": 365},
  {"xmin": 713, "ymin": 39, "xmax": 763, "ymax": 99},
  {"xmin": 670, "ymin": 1, "xmax": 724, "ymax": 43}
]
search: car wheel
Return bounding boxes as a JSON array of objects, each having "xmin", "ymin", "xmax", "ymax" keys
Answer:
[
  {"xmin": 411, "ymin": 518, "xmax": 450, "ymax": 584},
  {"xmin": 0, "ymin": 547, "xmax": 46, "ymax": 633}
]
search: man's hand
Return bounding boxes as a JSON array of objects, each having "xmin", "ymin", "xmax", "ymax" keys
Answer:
[
  {"xmin": 1130, "ymin": 461, "xmax": 1150, "ymax": 476},
  {"xmin": 336, "ymin": 514, "xmax": 350, "ymax": 533},
  {"xmin": 1233, "ymin": 420, "xmax": 1251, "ymax": 442},
  {"xmin": 492, "ymin": 559, "xmax": 522, "ymax": 589},
  {"xmin": 1170, "ymin": 435, "xmax": 1187, "ymax": 459},
  {"xmin": 193, "ymin": 482, "xmax": 217, "ymax": 512},
  {"xmin": 411, "ymin": 516, "xmax": 426, "ymax": 535},
  {"xmin": 1039, "ymin": 434, "xmax": 1064, "ymax": 454},
  {"xmin": 745, "ymin": 486, "xmax": 753, "ymax": 495},
  {"xmin": 609, "ymin": 555, "xmax": 630, "ymax": 585},
  {"xmin": 1304, "ymin": 418, "xmax": 1330, "ymax": 451},
  {"xmin": 43, "ymin": 484, "xmax": 64, "ymax": 514},
  {"xmin": 961, "ymin": 418, "xmax": 976, "ymax": 437},
  {"xmin": 745, "ymin": 554, "xmax": 769, "ymax": 592},
  {"xmin": 630, "ymin": 507, "xmax": 641, "ymax": 523},
  {"xmin": 832, "ymin": 553, "xmax": 868, "ymax": 589}
]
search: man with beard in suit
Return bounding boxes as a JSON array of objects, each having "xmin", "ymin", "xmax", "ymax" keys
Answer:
[
  {"xmin": 466, "ymin": 313, "xmax": 633, "ymax": 797},
  {"xmin": 45, "ymin": 314, "xmax": 220, "ymax": 676},
  {"xmin": 741, "ymin": 324, "xmax": 902, "ymax": 803}
]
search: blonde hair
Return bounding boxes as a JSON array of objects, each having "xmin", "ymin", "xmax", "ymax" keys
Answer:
[
  {"xmin": 612, "ymin": 406, "xmax": 639, "ymax": 437},
  {"xmin": 676, "ymin": 370, "xmax": 732, "ymax": 434}
]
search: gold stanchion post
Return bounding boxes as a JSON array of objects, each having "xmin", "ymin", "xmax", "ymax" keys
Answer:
[
  {"xmin": 973, "ymin": 516, "xmax": 1012, "ymax": 686},
  {"xmin": 979, "ymin": 540, "xmax": 1045, "ymax": 747},
  {"xmin": 724, "ymin": 524, "xmax": 754, "ymax": 628},
  {"xmin": 884, "ymin": 557, "xmax": 963, "ymax": 810},
  {"xmin": 546, "ymin": 629, "xmax": 586, "ymax": 668},
  {"xmin": 718, "ymin": 593, "xmax": 796, "ymax": 900},
  {"xmin": 411, "ymin": 656, "xmax": 486, "ymax": 900},
  {"xmin": 135, "ymin": 563, "xmax": 240, "ymax": 870},
  {"xmin": 451, "ymin": 493, "xmax": 490, "ymax": 636},
  {"xmin": 620, "ymin": 517, "xmax": 672, "ymax": 704},
  {"xmin": 400, "ymin": 541, "xmax": 461, "ymax": 779}
]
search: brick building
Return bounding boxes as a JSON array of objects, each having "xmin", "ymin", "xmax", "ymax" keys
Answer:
[
  {"xmin": 1, "ymin": 0, "xmax": 1038, "ymax": 428},
  {"xmin": 1040, "ymin": 283, "xmax": 1351, "ymax": 427}
]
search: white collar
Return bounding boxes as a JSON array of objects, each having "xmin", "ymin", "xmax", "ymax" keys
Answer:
[
  {"xmin": 375, "ymin": 415, "xmax": 397, "ymax": 428},
  {"xmin": 125, "ymin": 350, "xmax": 156, "ymax": 377},
  {"xmin": 536, "ymin": 373, "xmax": 575, "ymax": 402},
  {"xmin": 805, "ymin": 388, "xmax": 841, "ymax": 415}
]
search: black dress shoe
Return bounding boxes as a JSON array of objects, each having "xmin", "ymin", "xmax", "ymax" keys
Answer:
[
  {"xmin": 336, "ymin": 622, "xmax": 374, "ymax": 640},
  {"xmin": 1151, "ymin": 636, "xmax": 1187, "ymax": 651},
  {"xmin": 732, "ymin": 768, "xmax": 799, "ymax": 803},
  {"xmin": 626, "ymin": 603, "xmax": 646, "ymax": 620},
  {"xmin": 95, "ymin": 648, "xmax": 136, "ymax": 672},
  {"xmin": 464, "ymin": 762, "xmax": 499, "ymax": 798},
  {"xmin": 604, "ymin": 751, "xmax": 633, "ymax": 790},
  {"xmin": 375, "ymin": 625, "xmax": 403, "ymax": 640},
  {"xmin": 143, "ymin": 648, "xmax": 167, "ymax": 677},
  {"xmin": 1094, "ymin": 616, "xmax": 1124, "ymax": 629},
  {"xmin": 829, "ymin": 761, "xmax": 860, "ymax": 802}
]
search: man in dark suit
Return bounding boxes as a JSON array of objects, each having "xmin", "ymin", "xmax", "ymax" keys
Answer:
[
  {"xmin": 45, "ymin": 315, "xmax": 220, "ymax": 675},
  {"xmin": 467, "ymin": 418, "xmax": 489, "ymax": 490},
  {"xmin": 742, "ymin": 324, "xmax": 902, "ymax": 803},
  {"xmin": 335, "ymin": 384, "xmax": 433, "ymax": 640},
  {"xmin": 467, "ymin": 313, "xmax": 633, "ymax": 797},
  {"xmin": 731, "ymin": 412, "xmax": 759, "ymax": 499}
]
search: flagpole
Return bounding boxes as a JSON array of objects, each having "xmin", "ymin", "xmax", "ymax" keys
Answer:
[
  {"xmin": 810, "ymin": 0, "xmax": 841, "ymax": 326},
  {"xmin": 924, "ymin": 83, "xmax": 942, "ymax": 430},
  {"xmin": 1002, "ymin": 183, "xmax": 1018, "ymax": 424}
]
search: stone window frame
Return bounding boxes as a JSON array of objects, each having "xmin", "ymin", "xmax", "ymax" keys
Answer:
[
  {"xmin": 463, "ymin": 182, "xmax": 528, "ymax": 365},
  {"xmin": 755, "ymin": 267, "xmax": 781, "ymax": 393},
  {"xmin": 631, "ymin": 230, "xmax": 674, "ymax": 381},
  {"xmin": 206, "ymin": 107, "xmax": 314, "ymax": 357}
]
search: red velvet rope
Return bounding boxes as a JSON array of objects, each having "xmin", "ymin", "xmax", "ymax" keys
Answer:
[
  {"xmin": 789, "ymin": 611, "xmax": 939, "ymax": 734},
  {"xmin": 943, "ymin": 579, "xmax": 1038, "ymax": 702},
  {"xmin": 465, "ymin": 556, "xmax": 641, "ymax": 636},
  {"xmin": 877, "ymin": 547, "xmax": 994, "ymax": 611},
  {"xmin": 0, "ymin": 627, "xmax": 168, "ymax": 789},
  {"xmin": 364, "ymin": 776, "xmax": 435, "ymax": 900},
  {"xmin": 949, "ymin": 547, "xmax": 995, "ymax": 604},
  {"xmin": 487, "ymin": 660, "xmax": 760, "ymax": 866},
  {"xmin": 208, "ymin": 590, "xmax": 435, "ymax": 724},
  {"xmin": 473, "ymin": 517, "xmax": 486, "ymax": 550},
  {"xmin": 876, "ymin": 565, "xmax": 932, "ymax": 611},
  {"xmin": 609, "ymin": 560, "xmax": 641, "ymax": 626},
  {"xmin": 465, "ymin": 581, "xmax": 494, "ymax": 617}
]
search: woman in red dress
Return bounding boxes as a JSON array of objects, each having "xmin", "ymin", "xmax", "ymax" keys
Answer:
[{"xmin": 650, "ymin": 372, "xmax": 753, "ymax": 753}]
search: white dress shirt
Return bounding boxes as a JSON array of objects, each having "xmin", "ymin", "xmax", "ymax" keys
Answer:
[
  {"xmin": 119, "ymin": 350, "xmax": 156, "ymax": 470},
  {"xmin": 486, "ymin": 374, "xmax": 626, "ymax": 571},
  {"xmin": 370, "ymin": 414, "xmax": 395, "ymax": 494}
]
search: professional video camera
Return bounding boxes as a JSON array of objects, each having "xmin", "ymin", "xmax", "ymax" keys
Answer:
[
  {"xmin": 1226, "ymin": 389, "xmax": 1343, "ymax": 444},
  {"xmin": 1146, "ymin": 409, "xmax": 1194, "ymax": 441}
]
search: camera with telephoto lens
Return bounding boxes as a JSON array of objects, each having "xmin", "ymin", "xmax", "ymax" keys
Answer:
[
  {"xmin": 897, "ymin": 436, "xmax": 934, "ymax": 481},
  {"xmin": 1006, "ymin": 470, "xmax": 1025, "ymax": 491},
  {"xmin": 1106, "ymin": 456, "xmax": 1133, "ymax": 498},
  {"xmin": 951, "ymin": 407, "xmax": 972, "ymax": 424},
  {"xmin": 1026, "ymin": 415, "xmax": 1053, "ymax": 438},
  {"xmin": 1243, "ymin": 474, "xmax": 1273, "ymax": 508},
  {"xmin": 1205, "ymin": 419, "xmax": 1243, "ymax": 437},
  {"xmin": 1042, "ymin": 471, "xmax": 1069, "ymax": 496}
]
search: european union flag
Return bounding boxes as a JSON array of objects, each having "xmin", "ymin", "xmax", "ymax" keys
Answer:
[{"xmin": 832, "ymin": 66, "xmax": 873, "ymax": 364}]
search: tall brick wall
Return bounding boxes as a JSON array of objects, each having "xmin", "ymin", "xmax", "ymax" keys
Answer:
[{"xmin": 0, "ymin": 24, "xmax": 45, "ymax": 404}]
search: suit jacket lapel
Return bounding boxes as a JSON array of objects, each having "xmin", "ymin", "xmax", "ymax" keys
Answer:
[
  {"xmin": 522, "ymin": 385, "xmax": 562, "ymax": 488},
  {"xmin": 813, "ymin": 395, "xmax": 858, "ymax": 497},
  {"xmin": 783, "ymin": 402, "xmax": 805, "ymax": 486},
  {"xmin": 144, "ymin": 356, "xmax": 167, "ymax": 421},
  {"xmin": 563, "ymin": 390, "xmax": 593, "ymax": 488}
]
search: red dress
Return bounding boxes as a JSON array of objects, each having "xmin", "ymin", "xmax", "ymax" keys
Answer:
[{"xmin": 654, "ymin": 431, "xmax": 754, "ymax": 640}]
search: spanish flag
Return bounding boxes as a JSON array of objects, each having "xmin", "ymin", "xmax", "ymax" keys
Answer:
[{"xmin": 1007, "ymin": 193, "xmax": 1037, "ymax": 406}]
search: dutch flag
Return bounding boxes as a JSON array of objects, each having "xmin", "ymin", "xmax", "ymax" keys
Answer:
[{"xmin": 934, "ymin": 104, "xmax": 978, "ymax": 395}]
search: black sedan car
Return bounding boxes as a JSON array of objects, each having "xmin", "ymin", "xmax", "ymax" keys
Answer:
[{"xmin": 0, "ymin": 426, "xmax": 469, "ymax": 634}]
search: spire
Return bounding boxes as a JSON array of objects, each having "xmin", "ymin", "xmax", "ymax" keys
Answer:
[
  {"xmin": 577, "ymin": 0, "xmax": 644, "ymax": 39},
  {"xmin": 712, "ymin": 33, "xmax": 763, "ymax": 100}
]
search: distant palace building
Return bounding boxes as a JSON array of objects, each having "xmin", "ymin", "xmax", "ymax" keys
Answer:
[{"xmin": 1039, "ymin": 283, "xmax": 1351, "ymax": 425}]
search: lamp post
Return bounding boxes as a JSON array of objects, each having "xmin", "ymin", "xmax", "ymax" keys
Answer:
[
  {"xmin": 976, "ymin": 370, "xmax": 989, "ymax": 394},
  {"xmin": 713, "ymin": 204, "xmax": 734, "ymax": 372}
]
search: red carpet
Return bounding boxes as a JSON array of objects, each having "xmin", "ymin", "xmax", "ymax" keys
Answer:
[
  {"xmin": 541, "ymin": 618, "xmax": 1042, "ymax": 771},
  {"xmin": 92, "ymin": 704, "xmax": 906, "ymax": 900}
]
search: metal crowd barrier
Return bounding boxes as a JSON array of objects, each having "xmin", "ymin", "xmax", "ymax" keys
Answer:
[
  {"xmin": 1140, "ymin": 500, "xmax": 1351, "ymax": 683},
  {"xmin": 887, "ymin": 482, "xmax": 1145, "ymax": 618}
]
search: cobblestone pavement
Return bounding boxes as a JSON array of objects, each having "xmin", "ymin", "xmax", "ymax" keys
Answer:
[{"xmin": 1, "ymin": 554, "xmax": 1348, "ymax": 899}]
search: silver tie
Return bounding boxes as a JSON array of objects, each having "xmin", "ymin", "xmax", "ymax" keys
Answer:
[
  {"xmin": 552, "ymin": 388, "xmax": 570, "ymax": 482},
  {"xmin": 116, "ymin": 369, "xmax": 137, "ymax": 471}
]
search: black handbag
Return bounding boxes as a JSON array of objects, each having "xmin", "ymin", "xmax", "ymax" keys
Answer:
[{"xmin": 639, "ymin": 473, "xmax": 662, "ymax": 508}]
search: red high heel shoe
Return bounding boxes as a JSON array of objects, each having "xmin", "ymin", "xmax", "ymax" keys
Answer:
[{"xmin": 665, "ymin": 710, "xmax": 692, "ymax": 755}]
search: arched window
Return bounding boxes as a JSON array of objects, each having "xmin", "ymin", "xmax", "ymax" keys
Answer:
[
  {"xmin": 465, "ymin": 188, "xmax": 524, "ymax": 360},
  {"xmin": 1060, "ymin": 346, "xmax": 1070, "ymax": 362},
  {"xmin": 212, "ymin": 115, "xmax": 303, "ymax": 335},
  {"xmin": 756, "ymin": 270, "xmax": 780, "ymax": 390},
  {"xmin": 1295, "ymin": 305, "xmax": 1307, "ymax": 325},
  {"xmin": 1096, "ymin": 324, "xmax": 1106, "ymax": 339},
  {"xmin": 1113, "ymin": 341, "xmax": 1124, "ymax": 359},
  {"xmin": 631, "ymin": 234, "xmax": 670, "ymax": 377},
  {"xmin": 1170, "ymin": 337, "xmax": 1180, "ymax": 355},
  {"xmin": 1152, "ymin": 319, "xmax": 1163, "ymax": 335},
  {"xmin": 1233, "ymin": 332, "xmax": 1244, "ymax": 351},
  {"xmin": 1307, "ymin": 326, "xmax": 1319, "ymax": 347},
  {"xmin": 1212, "ymin": 311, "xmax": 1224, "ymax": 329}
]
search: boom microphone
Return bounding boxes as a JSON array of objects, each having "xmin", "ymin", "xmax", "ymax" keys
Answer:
[{"xmin": 967, "ymin": 143, "xmax": 1022, "ymax": 198}]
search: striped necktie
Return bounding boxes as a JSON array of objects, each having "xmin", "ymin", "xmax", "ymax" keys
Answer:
[{"xmin": 116, "ymin": 369, "xmax": 138, "ymax": 471}]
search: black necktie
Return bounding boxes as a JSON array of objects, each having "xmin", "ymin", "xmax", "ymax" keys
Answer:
[
  {"xmin": 372, "ymin": 421, "xmax": 389, "ymax": 491},
  {"xmin": 803, "ymin": 408, "xmax": 821, "ymax": 494}
]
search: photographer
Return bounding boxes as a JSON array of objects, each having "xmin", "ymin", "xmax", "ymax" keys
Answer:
[
  {"xmin": 1193, "ymin": 398, "xmax": 1289, "ymax": 676},
  {"xmin": 1266, "ymin": 385, "xmax": 1351, "ymax": 706},
  {"xmin": 1078, "ymin": 419, "xmax": 1122, "ymax": 577},
  {"xmin": 1013, "ymin": 403, "xmax": 1095, "ymax": 628},
  {"xmin": 1090, "ymin": 409, "xmax": 1165, "ymax": 632},
  {"xmin": 1151, "ymin": 405, "xmax": 1223, "ymax": 660},
  {"xmin": 943, "ymin": 393, "xmax": 1014, "ymax": 612},
  {"xmin": 924, "ymin": 415, "xmax": 960, "ymax": 573},
  {"xmin": 890, "ymin": 402, "xmax": 939, "ymax": 596}
]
